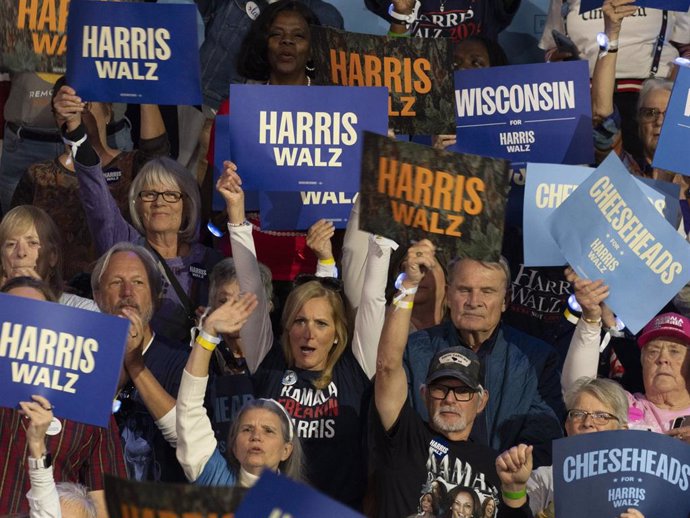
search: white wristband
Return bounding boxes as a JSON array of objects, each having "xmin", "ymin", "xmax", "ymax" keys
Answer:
[
  {"xmin": 388, "ymin": 0, "xmax": 420, "ymax": 25},
  {"xmin": 62, "ymin": 133, "xmax": 88, "ymax": 160}
]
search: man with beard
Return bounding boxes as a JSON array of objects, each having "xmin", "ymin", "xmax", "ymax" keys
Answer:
[
  {"xmin": 92, "ymin": 242, "xmax": 189, "ymax": 482},
  {"xmin": 371, "ymin": 240, "xmax": 510, "ymax": 518}
]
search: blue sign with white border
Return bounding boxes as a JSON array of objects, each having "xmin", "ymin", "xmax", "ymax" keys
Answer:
[
  {"xmin": 66, "ymin": 0, "xmax": 202, "ymax": 104},
  {"xmin": 452, "ymin": 61, "xmax": 593, "ymax": 165},
  {"xmin": 259, "ymin": 191, "xmax": 357, "ymax": 230},
  {"xmin": 227, "ymin": 84, "xmax": 388, "ymax": 193},
  {"xmin": 547, "ymin": 152, "xmax": 690, "ymax": 333},
  {"xmin": 580, "ymin": 0, "xmax": 690, "ymax": 14},
  {"xmin": 0, "ymin": 294, "xmax": 129, "ymax": 428},
  {"xmin": 553, "ymin": 430, "xmax": 690, "ymax": 518}
]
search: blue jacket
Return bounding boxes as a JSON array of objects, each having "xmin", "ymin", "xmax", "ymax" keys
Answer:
[
  {"xmin": 403, "ymin": 320, "xmax": 565, "ymax": 467},
  {"xmin": 197, "ymin": 0, "xmax": 344, "ymax": 109}
]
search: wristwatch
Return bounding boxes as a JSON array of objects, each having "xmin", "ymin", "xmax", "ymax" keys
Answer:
[{"xmin": 28, "ymin": 452, "xmax": 52, "ymax": 469}]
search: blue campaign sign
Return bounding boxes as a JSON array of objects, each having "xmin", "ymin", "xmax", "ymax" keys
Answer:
[
  {"xmin": 213, "ymin": 114, "xmax": 260, "ymax": 212},
  {"xmin": 451, "ymin": 61, "xmax": 593, "ymax": 165},
  {"xmin": 553, "ymin": 430, "xmax": 690, "ymax": 518},
  {"xmin": 66, "ymin": 0, "xmax": 202, "ymax": 104},
  {"xmin": 227, "ymin": 84, "xmax": 389, "ymax": 192},
  {"xmin": 0, "ymin": 294, "xmax": 129, "ymax": 427},
  {"xmin": 580, "ymin": 0, "xmax": 690, "ymax": 13},
  {"xmin": 547, "ymin": 153, "xmax": 690, "ymax": 333},
  {"xmin": 524, "ymin": 163, "xmax": 680, "ymax": 266},
  {"xmin": 236, "ymin": 471, "xmax": 365, "ymax": 518},
  {"xmin": 653, "ymin": 65, "xmax": 690, "ymax": 175},
  {"xmin": 259, "ymin": 191, "xmax": 357, "ymax": 230}
]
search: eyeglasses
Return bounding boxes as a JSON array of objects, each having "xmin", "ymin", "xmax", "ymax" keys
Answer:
[
  {"xmin": 293, "ymin": 274, "xmax": 343, "ymax": 292},
  {"xmin": 138, "ymin": 190, "xmax": 184, "ymax": 203},
  {"xmin": 638, "ymin": 107, "xmax": 666, "ymax": 122},
  {"xmin": 428, "ymin": 383, "xmax": 477, "ymax": 402},
  {"xmin": 567, "ymin": 409, "xmax": 619, "ymax": 425}
]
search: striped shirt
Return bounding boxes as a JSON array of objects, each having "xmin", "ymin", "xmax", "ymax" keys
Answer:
[{"xmin": 0, "ymin": 409, "xmax": 126, "ymax": 514}]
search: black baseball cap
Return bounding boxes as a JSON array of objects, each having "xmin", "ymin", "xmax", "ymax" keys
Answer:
[{"xmin": 425, "ymin": 346, "xmax": 482, "ymax": 390}]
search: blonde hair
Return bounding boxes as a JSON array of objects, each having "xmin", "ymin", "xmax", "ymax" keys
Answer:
[
  {"xmin": 280, "ymin": 281, "xmax": 348, "ymax": 389},
  {"xmin": 0, "ymin": 206, "xmax": 63, "ymax": 295}
]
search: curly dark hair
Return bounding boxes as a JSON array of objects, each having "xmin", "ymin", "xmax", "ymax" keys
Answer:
[{"xmin": 238, "ymin": 0, "xmax": 321, "ymax": 82}]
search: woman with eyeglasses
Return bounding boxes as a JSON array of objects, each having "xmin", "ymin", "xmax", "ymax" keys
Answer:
[
  {"xmin": 214, "ymin": 161, "xmax": 372, "ymax": 510},
  {"xmin": 53, "ymin": 86, "xmax": 222, "ymax": 342},
  {"xmin": 495, "ymin": 377, "xmax": 643, "ymax": 518}
]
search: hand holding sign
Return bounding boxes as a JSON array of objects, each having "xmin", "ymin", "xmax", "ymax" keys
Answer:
[
  {"xmin": 602, "ymin": 0, "xmax": 638, "ymax": 35},
  {"xmin": 216, "ymin": 161, "xmax": 245, "ymax": 225},
  {"xmin": 19, "ymin": 394, "xmax": 55, "ymax": 457},
  {"xmin": 52, "ymin": 84, "xmax": 88, "ymax": 132},
  {"xmin": 403, "ymin": 240, "xmax": 437, "ymax": 286},
  {"xmin": 565, "ymin": 267, "xmax": 610, "ymax": 323}
]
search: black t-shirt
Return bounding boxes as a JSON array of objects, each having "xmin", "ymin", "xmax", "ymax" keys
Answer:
[
  {"xmin": 371, "ymin": 397, "xmax": 500, "ymax": 518},
  {"xmin": 116, "ymin": 334, "xmax": 188, "ymax": 482},
  {"xmin": 253, "ymin": 345, "xmax": 371, "ymax": 510}
]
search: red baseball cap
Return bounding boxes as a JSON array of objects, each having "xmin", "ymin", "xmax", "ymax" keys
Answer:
[{"xmin": 638, "ymin": 312, "xmax": 690, "ymax": 348}]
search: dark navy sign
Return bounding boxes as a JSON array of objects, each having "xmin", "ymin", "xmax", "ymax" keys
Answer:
[
  {"xmin": 227, "ymin": 85, "xmax": 388, "ymax": 192},
  {"xmin": 452, "ymin": 61, "xmax": 593, "ymax": 165},
  {"xmin": 236, "ymin": 471, "xmax": 365, "ymax": 518},
  {"xmin": 0, "ymin": 294, "xmax": 128, "ymax": 427},
  {"xmin": 554, "ymin": 430, "xmax": 690, "ymax": 518},
  {"xmin": 525, "ymin": 162, "xmax": 680, "ymax": 266},
  {"xmin": 66, "ymin": 0, "xmax": 202, "ymax": 104},
  {"xmin": 580, "ymin": 0, "xmax": 690, "ymax": 13},
  {"xmin": 653, "ymin": 65, "xmax": 690, "ymax": 175},
  {"xmin": 548, "ymin": 153, "xmax": 690, "ymax": 333},
  {"xmin": 259, "ymin": 191, "xmax": 357, "ymax": 230}
]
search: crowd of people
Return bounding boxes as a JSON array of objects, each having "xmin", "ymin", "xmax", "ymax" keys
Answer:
[{"xmin": 1, "ymin": 0, "xmax": 690, "ymax": 517}]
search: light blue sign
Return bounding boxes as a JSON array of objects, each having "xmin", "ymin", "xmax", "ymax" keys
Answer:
[
  {"xmin": 227, "ymin": 84, "xmax": 388, "ymax": 192},
  {"xmin": 525, "ymin": 162, "xmax": 680, "ymax": 266},
  {"xmin": 554, "ymin": 430, "xmax": 690, "ymax": 518},
  {"xmin": 653, "ymin": 65, "xmax": 690, "ymax": 175},
  {"xmin": 452, "ymin": 61, "xmax": 593, "ymax": 165},
  {"xmin": 0, "ymin": 294, "xmax": 128, "ymax": 428},
  {"xmin": 548, "ymin": 153, "xmax": 690, "ymax": 333},
  {"xmin": 66, "ymin": 0, "xmax": 202, "ymax": 104}
]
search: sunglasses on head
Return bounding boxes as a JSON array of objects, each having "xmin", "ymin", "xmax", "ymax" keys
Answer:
[{"xmin": 293, "ymin": 274, "xmax": 343, "ymax": 292}]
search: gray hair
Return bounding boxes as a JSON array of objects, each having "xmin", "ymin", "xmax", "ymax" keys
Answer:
[
  {"xmin": 56, "ymin": 482, "xmax": 97, "ymax": 518},
  {"xmin": 446, "ymin": 256, "xmax": 511, "ymax": 290},
  {"xmin": 227, "ymin": 398, "xmax": 305, "ymax": 482},
  {"xmin": 91, "ymin": 242, "xmax": 163, "ymax": 309},
  {"xmin": 209, "ymin": 258, "xmax": 274, "ymax": 310},
  {"xmin": 637, "ymin": 78, "xmax": 673, "ymax": 113},
  {"xmin": 128, "ymin": 157, "xmax": 201, "ymax": 244},
  {"xmin": 564, "ymin": 377, "xmax": 629, "ymax": 426}
]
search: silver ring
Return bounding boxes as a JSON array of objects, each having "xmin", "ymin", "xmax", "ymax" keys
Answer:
[{"xmin": 416, "ymin": 251, "xmax": 423, "ymax": 257}]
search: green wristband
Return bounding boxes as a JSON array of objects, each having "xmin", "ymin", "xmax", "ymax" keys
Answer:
[
  {"xmin": 387, "ymin": 29, "xmax": 411, "ymax": 38},
  {"xmin": 502, "ymin": 488, "xmax": 527, "ymax": 500}
]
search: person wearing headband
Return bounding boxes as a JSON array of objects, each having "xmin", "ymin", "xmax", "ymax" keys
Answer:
[{"xmin": 176, "ymin": 291, "xmax": 306, "ymax": 486}]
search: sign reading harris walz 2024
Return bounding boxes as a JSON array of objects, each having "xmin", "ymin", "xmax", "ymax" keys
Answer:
[
  {"xmin": 0, "ymin": 0, "xmax": 69, "ymax": 73},
  {"xmin": 227, "ymin": 84, "xmax": 388, "ymax": 194},
  {"xmin": 65, "ymin": 0, "xmax": 202, "ymax": 104},
  {"xmin": 105, "ymin": 475, "xmax": 247, "ymax": 518},
  {"xmin": 553, "ymin": 430, "xmax": 690, "ymax": 518},
  {"xmin": 359, "ymin": 131, "xmax": 510, "ymax": 263},
  {"xmin": 548, "ymin": 153, "xmax": 690, "ymax": 334},
  {"xmin": 453, "ymin": 61, "xmax": 593, "ymax": 165},
  {"xmin": 653, "ymin": 65, "xmax": 690, "ymax": 176},
  {"xmin": 310, "ymin": 25, "xmax": 455, "ymax": 135},
  {"xmin": 0, "ymin": 294, "xmax": 129, "ymax": 427}
]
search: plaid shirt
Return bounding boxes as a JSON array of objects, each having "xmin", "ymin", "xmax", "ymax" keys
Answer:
[{"xmin": 0, "ymin": 408, "xmax": 126, "ymax": 514}]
